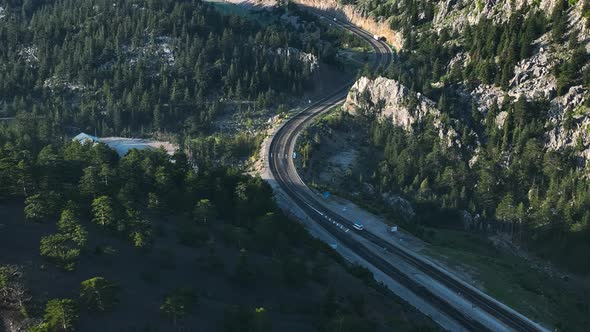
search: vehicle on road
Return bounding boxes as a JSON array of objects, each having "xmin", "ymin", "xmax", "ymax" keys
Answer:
[{"xmin": 353, "ymin": 221, "xmax": 364, "ymax": 231}]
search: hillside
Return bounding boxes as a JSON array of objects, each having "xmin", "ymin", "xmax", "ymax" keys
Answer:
[
  {"xmin": 0, "ymin": 0, "xmax": 436, "ymax": 331},
  {"xmin": 349, "ymin": 1, "xmax": 590, "ymax": 270},
  {"xmin": 0, "ymin": 143, "xmax": 434, "ymax": 332},
  {"xmin": 304, "ymin": 0, "xmax": 590, "ymax": 272},
  {"xmin": 295, "ymin": 0, "xmax": 590, "ymax": 329},
  {"xmin": 3, "ymin": 0, "xmax": 590, "ymax": 330}
]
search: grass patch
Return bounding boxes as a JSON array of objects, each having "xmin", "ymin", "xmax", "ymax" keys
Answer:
[{"xmin": 424, "ymin": 228, "xmax": 590, "ymax": 331}]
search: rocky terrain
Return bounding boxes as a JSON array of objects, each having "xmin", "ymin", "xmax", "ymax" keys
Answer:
[
  {"xmin": 341, "ymin": 0, "xmax": 590, "ymax": 166},
  {"xmin": 292, "ymin": 0, "xmax": 403, "ymax": 49},
  {"xmin": 275, "ymin": 47, "xmax": 319, "ymax": 72},
  {"xmin": 344, "ymin": 76, "xmax": 461, "ymax": 148},
  {"xmin": 218, "ymin": 0, "xmax": 403, "ymax": 48},
  {"xmin": 438, "ymin": 0, "xmax": 589, "ymax": 43},
  {"xmin": 238, "ymin": 0, "xmax": 590, "ymax": 166},
  {"xmin": 433, "ymin": 0, "xmax": 560, "ymax": 30}
]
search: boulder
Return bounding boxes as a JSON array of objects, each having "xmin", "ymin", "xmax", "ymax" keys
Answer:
[{"xmin": 382, "ymin": 193, "xmax": 415, "ymax": 221}]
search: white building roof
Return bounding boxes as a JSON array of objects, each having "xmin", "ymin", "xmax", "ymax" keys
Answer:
[{"xmin": 72, "ymin": 132, "xmax": 98, "ymax": 143}]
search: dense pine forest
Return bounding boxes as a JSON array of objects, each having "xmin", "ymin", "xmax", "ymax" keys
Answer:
[
  {"xmin": 0, "ymin": 0, "xmax": 437, "ymax": 331},
  {"xmin": 1, "ymin": 140, "xmax": 433, "ymax": 331},
  {"xmin": 0, "ymin": 0, "xmax": 318, "ymax": 141}
]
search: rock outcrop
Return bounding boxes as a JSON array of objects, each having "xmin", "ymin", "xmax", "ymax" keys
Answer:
[
  {"xmin": 344, "ymin": 76, "xmax": 460, "ymax": 148},
  {"xmin": 434, "ymin": 0, "xmax": 560, "ymax": 32},
  {"xmin": 465, "ymin": 37, "xmax": 590, "ymax": 163},
  {"xmin": 469, "ymin": 36, "xmax": 559, "ymax": 116},
  {"xmin": 290, "ymin": 0, "xmax": 403, "ymax": 49},
  {"xmin": 276, "ymin": 47, "xmax": 319, "ymax": 72},
  {"xmin": 216, "ymin": 0, "xmax": 402, "ymax": 48},
  {"xmin": 546, "ymin": 86, "xmax": 590, "ymax": 163},
  {"xmin": 382, "ymin": 193, "xmax": 415, "ymax": 221}
]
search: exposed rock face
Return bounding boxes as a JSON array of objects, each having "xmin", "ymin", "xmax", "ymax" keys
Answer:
[
  {"xmin": 291, "ymin": 0, "xmax": 403, "ymax": 49},
  {"xmin": 43, "ymin": 76, "xmax": 86, "ymax": 91},
  {"xmin": 447, "ymin": 52, "xmax": 469, "ymax": 71},
  {"xmin": 495, "ymin": 111, "xmax": 509, "ymax": 129},
  {"xmin": 216, "ymin": 0, "xmax": 402, "ymax": 48},
  {"xmin": 1, "ymin": 311, "xmax": 40, "ymax": 332},
  {"xmin": 465, "ymin": 33, "xmax": 590, "ymax": 162},
  {"xmin": 434, "ymin": 0, "xmax": 559, "ymax": 32},
  {"xmin": 470, "ymin": 84, "xmax": 506, "ymax": 115},
  {"xmin": 441, "ymin": 0, "xmax": 590, "ymax": 165},
  {"xmin": 382, "ymin": 193, "xmax": 415, "ymax": 221},
  {"xmin": 344, "ymin": 76, "xmax": 460, "ymax": 148},
  {"xmin": 546, "ymin": 86, "xmax": 590, "ymax": 162},
  {"xmin": 276, "ymin": 47, "xmax": 319, "ymax": 72},
  {"xmin": 472, "ymin": 82, "xmax": 590, "ymax": 163},
  {"xmin": 469, "ymin": 37, "xmax": 559, "ymax": 114},
  {"xmin": 231, "ymin": 0, "xmax": 590, "ymax": 165},
  {"xmin": 17, "ymin": 47, "xmax": 38, "ymax": 66},
  {"xmin": 509, "ymin": 54, "xmax": 557, "ymax": 100}
]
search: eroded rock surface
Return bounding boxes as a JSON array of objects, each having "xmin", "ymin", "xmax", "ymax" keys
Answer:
[{"xmin": 344, "ymin": 76, "xmax": 460, "ymax": 148}]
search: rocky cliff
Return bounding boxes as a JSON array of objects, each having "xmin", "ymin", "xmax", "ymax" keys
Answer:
[
  {"xmin": 344, "ymin": 76, "xmax": 461, "ymax": 148},
  {"xmin": 216, "ymin": 0, "xmax": 403, "ymax": 48},
  {"xmin": 230, "ymin": 0, "xmax": 590, "ymax": 164},
  {"xmin": 276, "ymin": 47, "xmax": 319, "ymax": 72},
  {"xmin": 390, "ymin": 0, "xmax": 590, "ymax": 165},
  {"xmin": 433, "ymin": 0, "xmax": 559, "ymax": 31},
  {"xmin": 291, "ymin": 0, "xmax": 403, "ymax": 49}
]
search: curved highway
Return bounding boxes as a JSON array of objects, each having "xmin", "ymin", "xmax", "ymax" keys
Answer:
[{"xmin": 268, "ymin": 11, "xmax": 546, "ymax": 332}]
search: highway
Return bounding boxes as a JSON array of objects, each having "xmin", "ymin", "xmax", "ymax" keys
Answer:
[{"xmin": 267, "ymin": 10, "xmax": 547, "ymax": 332}]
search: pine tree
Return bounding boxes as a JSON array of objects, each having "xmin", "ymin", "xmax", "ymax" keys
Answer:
[
  {"xmin": 43, "ymin": 299, "xmax": 79, "ymax": 331},
  {"xmin": 91, "ymin": 196, "xmax": 115, "ymax": 228},
  {"xmin": 80, "ymin": 277, "xmax": 119, "ymax": 312}
]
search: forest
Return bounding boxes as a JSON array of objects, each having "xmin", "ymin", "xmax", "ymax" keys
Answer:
[
  {"xmin": 1, "ymin": 140, "xmax": 433, "ymax": 331},
  {"xmin": 301, "ymin": 0, "xmax": 590, "ymax": 274},
  {"xmin": 379, "ymin": 1, "xmax": 590, "ymax": 103},
  {"xmin": 0, "ymin": 0, "xmax": 319, "ymax": 141},
  {"xmin": 0, "ymin": 0, "xmax": 438, "ymax": 330}
]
